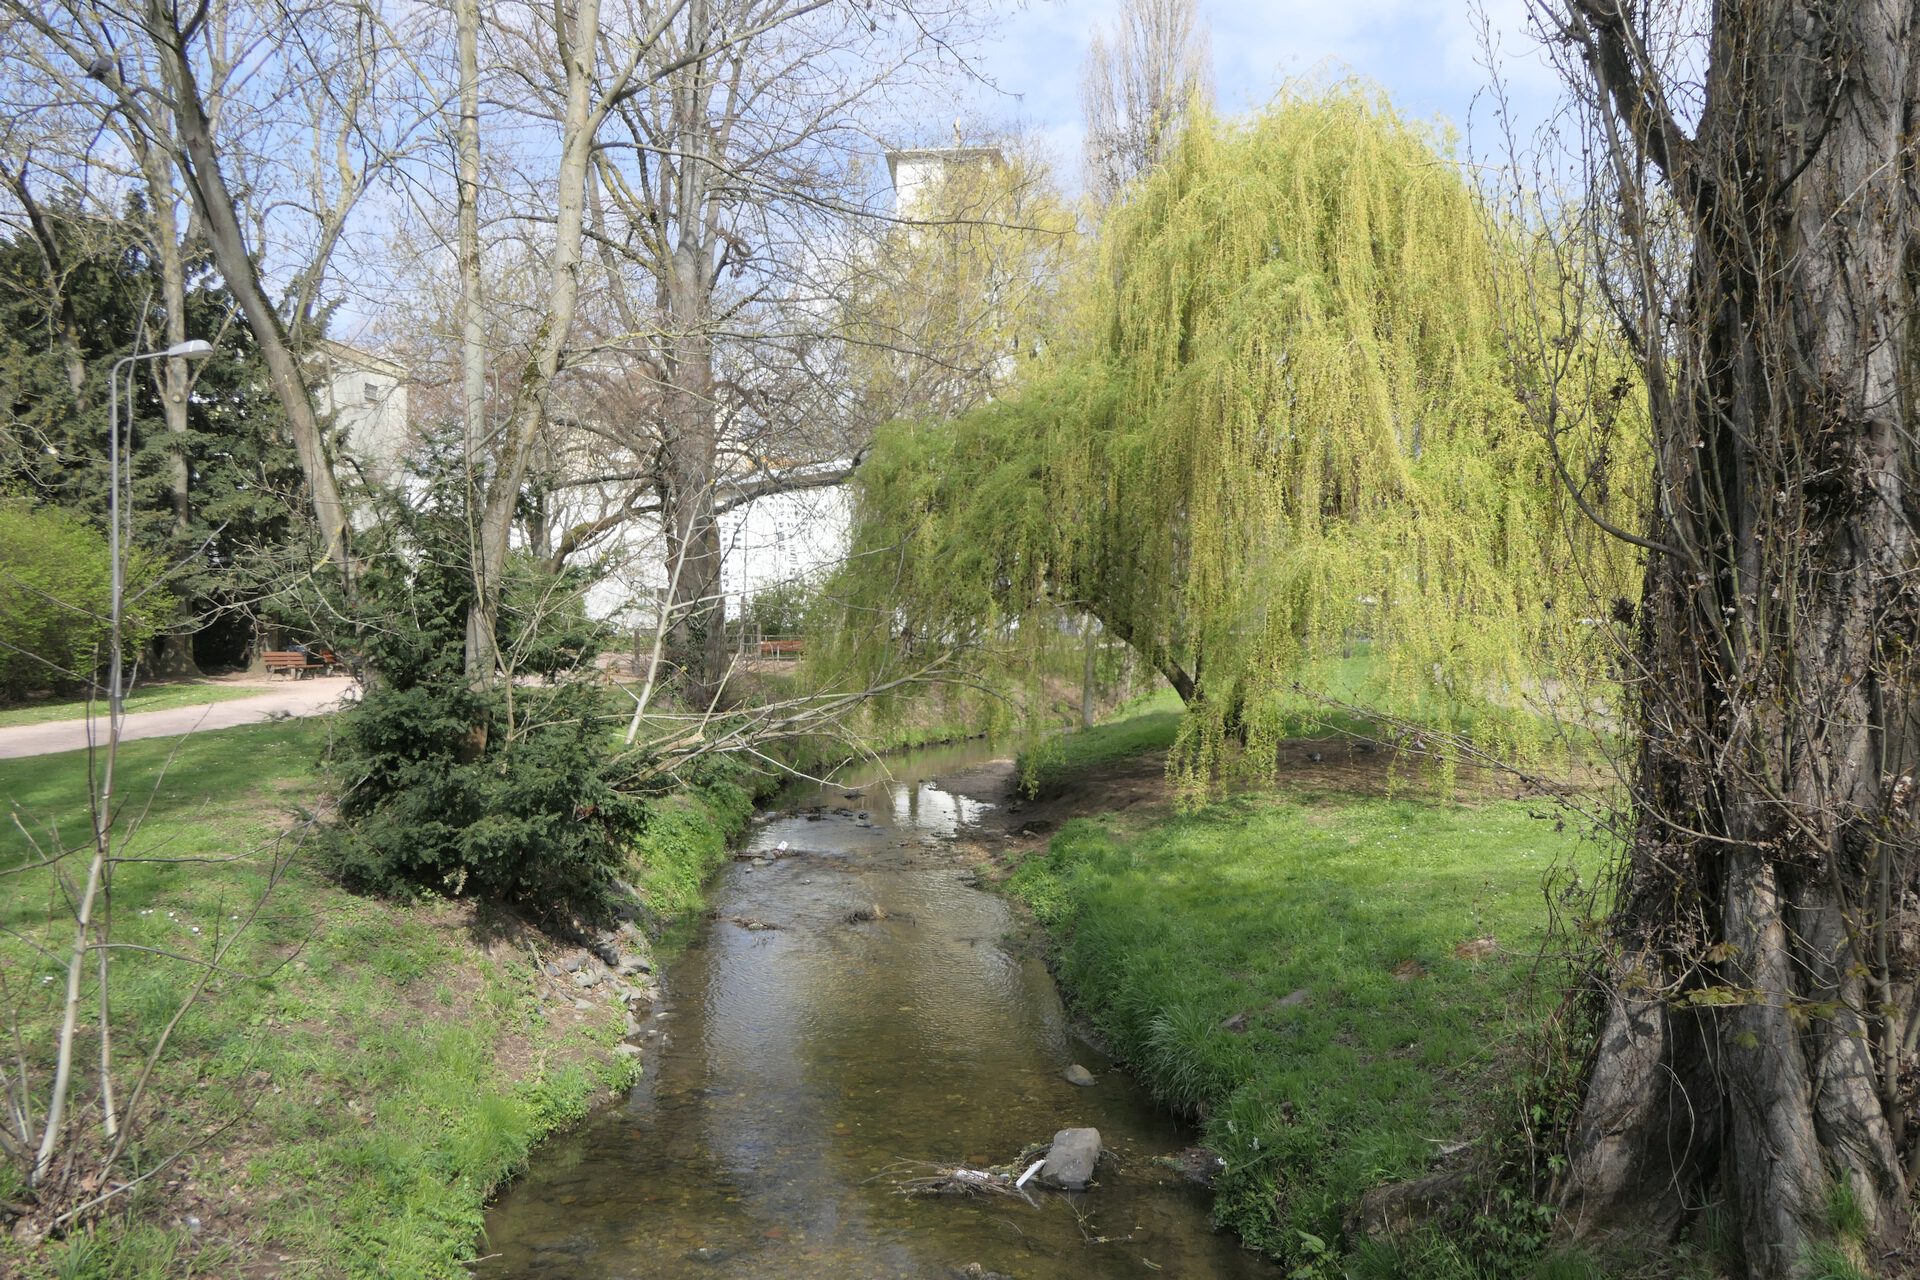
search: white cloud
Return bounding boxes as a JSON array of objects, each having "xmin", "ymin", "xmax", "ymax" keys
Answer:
[{"xmin": 963, "ymin": 0, "xmax": 1568, "ymax": 164}]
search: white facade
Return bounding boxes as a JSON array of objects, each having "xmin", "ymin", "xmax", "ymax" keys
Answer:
[
  {"xmin": 884, "ymin": 146, "xmax": 1004, "ymax": 220},
  {"xmin": 717, "ymin": 474, "xmax": 854, "ymax": 619},
  {"xmin": 313, "ymin": 338, "xmax": 411, "ymax": 482},
  {"xmin": 579, "ymin": 469, "xmax": 854, "ymax": 631}
]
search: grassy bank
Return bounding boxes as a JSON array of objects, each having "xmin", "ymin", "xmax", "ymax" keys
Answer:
[
  {"xmin": 1004, "ymin": 699, "xmax": 1600, "ymax": 1277},
  {"xmin": 0, "ymin": 715, "xmax": 759, "ymax": 1278}
]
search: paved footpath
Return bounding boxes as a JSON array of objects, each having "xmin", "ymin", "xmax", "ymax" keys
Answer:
[{"xmin": 0, "ymin": 676, "xmax": 358, "ymax": 761}]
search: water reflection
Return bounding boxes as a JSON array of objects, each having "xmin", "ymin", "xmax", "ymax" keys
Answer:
[{"xmin": 478, "ymin": 741, "xmax": 1274, "ymax": 1279}]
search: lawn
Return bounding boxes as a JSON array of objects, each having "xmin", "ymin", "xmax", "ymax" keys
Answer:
[
  {"xmin": 0, "ymin": 680, "xmax": 264, "ymax": 729},
  {"xmin": 1005, "ymin": 696, "xmax": 1607, "ymax": 1277},
  {"xmin": 0, "ymin": 722, "xmax": 638, "ymax": 1279}
]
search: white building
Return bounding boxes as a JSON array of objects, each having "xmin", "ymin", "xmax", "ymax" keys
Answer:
[
  {"xmin": 884, "ymin": 145, "xmax": 1004, "ymax": 220},
  {"xmin": 313, "ymin": 338, "xmax": 411, "ymax": 483},
  {"xmin": 579, "ymin": 469, "xmax": 854, "ymax": 634},
  {"xmin": 580, "ymin": 145, "xmax": 1009, "ymax": 633}
]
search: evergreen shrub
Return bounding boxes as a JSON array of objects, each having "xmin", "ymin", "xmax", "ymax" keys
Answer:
[{"xmin": 320, "ymin": 479, "xmax": 636, "ymax": 906}]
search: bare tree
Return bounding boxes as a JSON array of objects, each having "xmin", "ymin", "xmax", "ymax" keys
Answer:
[
  {"xmin": 1517, "ymin": 3, "xmax": 1920, "ymax": 1275},
  {"xmin": 539, "ymin": 0, "xmax": 993, "ymax": 702},
  {"xmin": 1080, "ymin": 0, "xmax": 1210, "ymax": 207},
  {"xmin": 458, "ymin": 0, "xmax": 683, "ymax": 696},
  {"xmin": 5, "ymin": 0, "xmax": 435, "ymax": 575}
]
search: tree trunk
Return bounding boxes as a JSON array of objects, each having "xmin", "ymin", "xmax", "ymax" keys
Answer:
[
  {"xmin": 143, "ymin": 143, "xmax": 203, "ymax": 679},
  {"xmin": 657, "ymin": 0, "xmax": 729, "ymax": 706},
  {"xmin": 468, "ymin": 0, "xmax": 604, "ymax": 687},
  {"xmin": 145, "ymin": 0, "xmax": 352, "ymax": 575},
  {"xmin": 660, "ymin": 250, "xmax": 726, "ymax": 705},
  {"xmin": 3, "ymin": 166, "xmax": 89, "ymax": 413},
  {"xmin": 1558, "ymin": 4, "xmax": 1920, "ymax": 1275},
  {"xmin": 1081, "ymin": 616, "xmax": 1097, "ymax": 728},
  {"xmin": 455, "ymin": 0, "xmax": 490, "ymax": 683}
]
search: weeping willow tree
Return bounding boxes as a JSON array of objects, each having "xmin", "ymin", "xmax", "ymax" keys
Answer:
[{"xmin": 820, "ymin": 86, "xmax": 1646, "ymax": 784}]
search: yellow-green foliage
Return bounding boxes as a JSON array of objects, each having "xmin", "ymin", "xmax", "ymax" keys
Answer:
[
  {"xmin": 825, "ymin": 86, "xmax": 1646, "ymax": 787},
  {"xmin": 0, "ymin": 502, "xmax": 166, "ymax": 698},
  {"xmin": 841, "ymin": 149, "xmax": 1079, "ymax": 424}
]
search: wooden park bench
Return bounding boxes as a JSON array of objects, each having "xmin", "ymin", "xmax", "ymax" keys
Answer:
[
  {"xmin": 263, "ymin": 649, "xmax": 343, "ymax": 677},
  {"xmin": 756, "ymin": 638, "xmax": 805, "ymax": 659}
]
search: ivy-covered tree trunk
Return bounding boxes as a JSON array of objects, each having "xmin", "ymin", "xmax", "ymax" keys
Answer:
[{"xmin": 1558, "ymin": 3, "xmax": 1919, "ymax": 1275}]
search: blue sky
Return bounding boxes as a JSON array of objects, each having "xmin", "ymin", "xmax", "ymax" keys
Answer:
[{"xmin": 960, "ymin": 0, "xmax": 1568, "ymax": 179}]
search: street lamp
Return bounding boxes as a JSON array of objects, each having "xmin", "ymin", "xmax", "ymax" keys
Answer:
[{"xmin": 105, "ymin": 339, "xmax": 215, "ymax": 730}]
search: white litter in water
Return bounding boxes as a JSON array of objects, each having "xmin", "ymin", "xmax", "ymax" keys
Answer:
[
  {"xmin": 775, "ymin": 840, "xmax": 789, "ymax": 853},
  {"xmin": 1014, "ymin": 1159, "xmax": 1046, "ymax": 1190}
]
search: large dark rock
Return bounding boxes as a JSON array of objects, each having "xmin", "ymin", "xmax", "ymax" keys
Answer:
[{"xmin": 1038, "ymin": 1127, "xmax": 1102, "ymax": 1190}]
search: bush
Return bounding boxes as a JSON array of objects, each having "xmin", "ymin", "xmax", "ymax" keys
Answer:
[
  {"xmin": 0, "ymin": 502, "xmax": 163, "ymax": 698},
  {"xmin": 739, "ymin": 579, "xmax": 816, "ymax": 637},
  {"xmin": 319, "ymin": 476, "xmax": 633, "ymax": 907}
]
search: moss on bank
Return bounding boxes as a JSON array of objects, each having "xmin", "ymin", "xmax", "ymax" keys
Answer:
[
  {"xmin": 1003, "ymin": 702, "xmax": 1598, "ymax": 1276},
  {"xmin": 0, "ymin": 718, "xmax": 765, "ymax": 1279}
]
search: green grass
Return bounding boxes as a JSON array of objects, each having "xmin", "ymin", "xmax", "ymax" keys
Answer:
[
  {"xmin": 1015, "ymin": 687, "xmax": 1186, "ymax": 795},
  {"xmin": 0, "ymin": 722, "xmax": 658, "ymax": 1278},
  {"xmin": 0, "ymin": 680, "xmax": 265, "ymax": 729},
  {"xmin": 628, "ymin": 759, "xmax": 761, "ymax": 939},
  {"xmin": 1014, "ymin": 652, "xmax": 1391, "ymax": 799},
  {"xmin": 1004, "ymin": 701, "xmax": 1599, "ymax": 1274}
]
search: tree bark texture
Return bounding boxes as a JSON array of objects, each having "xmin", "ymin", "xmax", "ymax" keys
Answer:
[
  {"xmin": 455, "ymin": 0, "xmax": 491, "ymax": 682},
  {"xmin": 468, "ymin": 0, "xmax": 606, "ymax": 686},
  {"xmin": 1559, "ymin": 4, "xmax": 1920, "ymax": 1276},
  {"xmin": 656, "ymin": 0, "xmax": 730, "ymax": 704}
]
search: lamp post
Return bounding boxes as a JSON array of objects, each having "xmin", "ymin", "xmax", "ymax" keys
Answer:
[{"xmin": 105, "ymin": 339, "xmax": 214, "ymax": 730}]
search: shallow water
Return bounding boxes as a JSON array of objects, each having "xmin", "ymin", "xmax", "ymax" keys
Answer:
[{"xmin": 478, "ymin": 740, "xmax": 1275, "ymax": 1279}]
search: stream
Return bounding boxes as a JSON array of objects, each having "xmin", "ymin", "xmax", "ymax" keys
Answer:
[{"xmin": 477, "ymin": 739, "xmax": 1276, "ymax": 1278}]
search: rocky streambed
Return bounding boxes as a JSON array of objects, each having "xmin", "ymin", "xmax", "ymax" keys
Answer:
[{"xmin": 477, "ymin": 738, "xmax": 1275, "ymax": 1279}]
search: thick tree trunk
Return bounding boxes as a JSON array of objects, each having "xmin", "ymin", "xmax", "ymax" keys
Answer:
[
  {"xmin": 660, "ymin": 254, "xmax": 726, "ymax": 705},
  {"xmin": 145, "ymin": 0, "xmax": 351, "ymax": 574},
  {"xmin": 1559, "ymin": 4, "xmax": 1920, "ymax": 1275},
  {"xmin": 657, "ymin": 0, "xmax": 729, "ymax": 706},
  {"xmin": 1085, "ymin": 600, "xmax": 1195, "ymax": 703}
]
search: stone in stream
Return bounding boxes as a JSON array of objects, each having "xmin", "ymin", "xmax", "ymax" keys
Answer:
[
  {"xmin": 1038, "ymin": 1127, "xmax": 1103, "ymax": 1190},
  {"xmin": 1062, "ymin": 1063, "xmax": 1096, "ymax": 1087}
]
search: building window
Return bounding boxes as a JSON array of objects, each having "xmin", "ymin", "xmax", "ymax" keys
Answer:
[{"xmin": 363, "ymin": 381, "xmax": 380, "ymax": 404}]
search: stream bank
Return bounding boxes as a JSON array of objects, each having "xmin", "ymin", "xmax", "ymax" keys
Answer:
[{"xmin": 996, "ymin": 704, "xmax": 1600, "ymax": 1278}]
